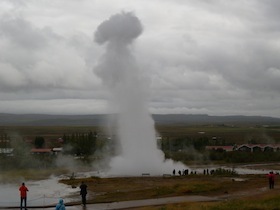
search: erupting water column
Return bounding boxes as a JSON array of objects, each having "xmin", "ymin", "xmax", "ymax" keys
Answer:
[{"xmin": 94, "ymin": 12, "xmax": 185, "ymax": 176}]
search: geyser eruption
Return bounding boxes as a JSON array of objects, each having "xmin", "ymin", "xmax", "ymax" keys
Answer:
[{"xmin": 94, "ymin": 12, "xmax": 186, "ymax": 176}]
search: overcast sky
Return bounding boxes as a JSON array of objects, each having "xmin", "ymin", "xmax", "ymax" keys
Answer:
[{"xmin": 0, "ymin": 0, "xmax": 279, "ymax": 117}]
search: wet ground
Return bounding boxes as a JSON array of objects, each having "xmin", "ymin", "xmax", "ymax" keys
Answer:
[{"xmin": 0, "ymin": 177, "xmax": 79, "ymax": 207}]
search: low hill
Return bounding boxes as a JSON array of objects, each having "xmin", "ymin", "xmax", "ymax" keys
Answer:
[
  {"xmin": 152, "ymin": 114, "xmax": 280, "ymax": 125},
  {"xmin": 0, "ymin": 113, "xmax": 279, "ymax": 126}
]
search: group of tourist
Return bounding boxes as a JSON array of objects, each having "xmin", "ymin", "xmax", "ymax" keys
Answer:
[
  {"xmin": 173, "ymin": 169, "xmax": 195, "ymax": 176},
  {"xmin": 18, "ymin": 181, "xmax": 88, "ymax": 210},
  {"xmin": 173, "ymin": 169, "xmax": 212, "ymax": 176}
]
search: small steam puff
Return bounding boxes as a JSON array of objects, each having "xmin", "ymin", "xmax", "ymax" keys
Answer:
[
  {"xmin": 94, "ymin": 12, "xmax": 143, "ymax": 45},
  {"xmin": 94, "ymin": 12, "xmax": 187, "ymax": 176}
]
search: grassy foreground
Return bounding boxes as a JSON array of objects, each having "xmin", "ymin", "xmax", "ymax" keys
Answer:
[
  {"xmin": 132, "ymin": 192, "xmax": 280, "ymax": 210},
  {"xmin": 60, "ymin": 174, "xmax": 280, "ymax": 209}
]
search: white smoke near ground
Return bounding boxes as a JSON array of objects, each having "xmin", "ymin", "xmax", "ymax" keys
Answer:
[{"xmin": 94, "ymin": 12, "xmax": 186, "ymax": 176}]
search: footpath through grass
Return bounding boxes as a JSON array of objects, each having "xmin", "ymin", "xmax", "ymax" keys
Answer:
[{"xmin": 131, "ymin": 192, "xmax": 280, "ymax": 210}]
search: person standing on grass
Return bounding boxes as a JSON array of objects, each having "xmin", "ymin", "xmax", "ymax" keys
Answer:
[
  {"xmin": 19, "ymin": 182, "xmax": 29, "ymax": 210},
  {"xmin": 80, "ymin": 181, "xmax": 88, "ymax": 206},
  {"xmin": 267, "ymin": 171, "xmax": 276, "ymax": 189},
  {"xmin": 55, "ymin": 198, "xmax": 66, "ymax": 210}
]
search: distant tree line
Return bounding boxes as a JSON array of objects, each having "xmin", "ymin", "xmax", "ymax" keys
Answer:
[
  {"xmin": 62, "ymin": 131, "xmax": 97, "ymax": 157},
  {"xmin": 209, "ymin": 150, "xmax": 280, "ymax": 163},
  {"xmin": 0, "ymin": 133, "xmax": 11, "ymax": 148},
  {"xmin": 160, "ymin": 136, "xmax": 210, "ymax": 152},
  {"xmin": 160, "ymin": 136, "xmax": 280, "ymax": 164},
  {"xmin": 0, "ymin": 133, "xmax": 9, "ymax": 140},
  {"xmin": 34, "ymin": 136, "xmax": 45, "ymax": 148},
  {"xmin": 0, "ymin": 136, "xmax": 55, "ymax": 169}
]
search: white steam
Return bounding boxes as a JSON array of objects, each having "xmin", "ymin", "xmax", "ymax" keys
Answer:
[{"xmin": 94, "ymin": 12, "xmax": 186, "ymax": 176}]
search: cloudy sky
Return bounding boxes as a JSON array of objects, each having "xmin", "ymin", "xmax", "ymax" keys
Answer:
[{"xmin": 0, "ymin": 0, "xmax": 279, "ymax": 117}]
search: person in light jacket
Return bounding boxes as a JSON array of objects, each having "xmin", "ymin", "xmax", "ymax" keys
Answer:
[{"xmin": 55, "ymin": 198, "xmax": 66, "ymax": 210}]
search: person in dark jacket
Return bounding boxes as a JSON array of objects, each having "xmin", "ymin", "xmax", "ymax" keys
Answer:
[
  {"xmin": 55, "ymin": 198, "xmax": 66, "ymax": 210},
  {"xmin": 80, "ymin": 181, "xmax": 88, "ymax": 206},
  {"xmin": 19, "ymin": 182, "xmax": 29, "ymax": 210}
]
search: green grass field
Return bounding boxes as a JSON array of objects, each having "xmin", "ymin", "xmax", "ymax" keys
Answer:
[{"xmin": 60, "ymin": 174, "xmax": 280, "ymax": 210}]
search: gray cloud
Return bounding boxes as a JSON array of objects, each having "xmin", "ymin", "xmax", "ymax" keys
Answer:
[
  {"xmin": 0, "ymin": 0, "xmax": 279, "ymax": 117},
  {"xmin": 0, "ymin": 16, "xmax": 47, "ymax": 50},
  {"xmin": 0, "ymin": 13, "xmax": 100, "ymax": 95}
]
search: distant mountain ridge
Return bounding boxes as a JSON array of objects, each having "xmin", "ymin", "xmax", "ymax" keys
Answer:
[
  {"xmin": 0, "ymin": 113, "xmax": 279, "ymax": 126},
  {"xmin": 152, "ymin": 114, "xmax": 280, "ymax": 125}
]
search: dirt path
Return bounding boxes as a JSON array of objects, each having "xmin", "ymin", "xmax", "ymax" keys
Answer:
[
  {"xmin": 218, "ymin": 184, "xmax": 279, "ymax": 201},
  {"xmin": 4, "ymin": 184, "xmax": 279, "ymax": 210},
  {"xmin": 1, "ymin": 192, "xmax": 260, "ymax": 209},
  {"xmin": 4, "ymin": 195, "xmax": 222, "ymax": 210}
]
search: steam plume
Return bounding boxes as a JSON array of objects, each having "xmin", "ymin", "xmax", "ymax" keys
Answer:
[{"xmin": 94, "ymin": 12, "xmax": 185, "ymax": 176}]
